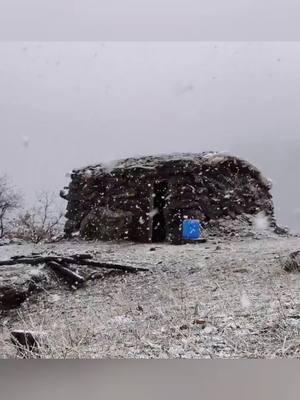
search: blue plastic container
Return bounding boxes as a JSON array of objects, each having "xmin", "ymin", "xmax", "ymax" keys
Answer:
[{"xmin": 182, "ymin": 219, "xmax": 202, "ymax": 240}]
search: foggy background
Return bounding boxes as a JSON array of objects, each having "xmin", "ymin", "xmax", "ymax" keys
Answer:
[
  {"xmin": 1, "ymin": 0, "xmax": 300, "ymax": 40},
  {"xmin": 0, "ymin": 42, "xmax": 299, "ymax": 230}
]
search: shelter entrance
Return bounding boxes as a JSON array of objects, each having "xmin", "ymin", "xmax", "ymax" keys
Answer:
[{"xmin": 151, "ymin": 180, "xmax": 168, "ymax": 242}]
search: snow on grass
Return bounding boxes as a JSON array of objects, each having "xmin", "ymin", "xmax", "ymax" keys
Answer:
[{"xmin": 1, "ymin": 236, "xmax": 300, "ymax": 358}]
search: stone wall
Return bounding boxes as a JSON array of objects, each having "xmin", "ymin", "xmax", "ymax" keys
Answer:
[{"xmin": 61, "ymin": 153, "xmax": 275, "ymax": 243}]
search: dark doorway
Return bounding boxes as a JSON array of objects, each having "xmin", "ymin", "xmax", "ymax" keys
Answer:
[{"xmin": 151, "ymin": 181, "xmax": 168, "ymax": 242}]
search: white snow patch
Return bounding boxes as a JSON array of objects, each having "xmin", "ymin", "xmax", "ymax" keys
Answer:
[
  {"xmin": 110, "ymin": 315, "xmax": 134, "ymax": 326},
  {"xmin": 71, "ymin": 231, "xmax": 80, "ymax": 238},
  {"xmin": 84, "ymin": 169, "xmax": 93, "ymax": 178},
  {"xmin": 50, "ymin": 294, "xmax": 61, "ymax": 303},
  {"xmin": 102, "ymin": 159, "xmax": 120, "ymax": 174},
  {"xmin": 29, "ymin": 267, "xmax": 44, "ymax": 278},
  {"xmin": 203, "ymin": 326, "xmax": 217, "ymax": 334}
]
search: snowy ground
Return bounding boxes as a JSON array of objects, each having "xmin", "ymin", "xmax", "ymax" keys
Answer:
[{"xmin": 1, "ymin": 234, "xmax": 300, "ymax": 358}]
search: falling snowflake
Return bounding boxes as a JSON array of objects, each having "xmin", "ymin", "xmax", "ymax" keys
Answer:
[
  {"xmin": 240, "ymin": 291, "xmax": 251, "ymax": 309},
  {"xmin": 148, "ymin": 208, "xmax": 159, "ymax": 218},
  {"xmin": 22, "ymin": 136, "xmax": 30, "ymax": 147},
  {"xmin": 253, "ymin": 211, "xmax": 269, "ymax": 231}
]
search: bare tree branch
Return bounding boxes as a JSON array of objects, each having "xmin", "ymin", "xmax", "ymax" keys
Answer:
[
  {"xmin": 14, "ymin": 191, "xmax": 64, "ymax": 243},
  {"xmin": 0, "ymin": 175, "xmax": 22, "ymax": 238}
]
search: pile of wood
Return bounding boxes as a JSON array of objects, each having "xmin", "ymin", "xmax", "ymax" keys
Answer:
[
  {"xmin": 0, "ymin": 253, "xmax": 149, "ymax": 310},
  {"xmin": 61, "ymin": 152, "xmax": 275, "ymax": 243}
]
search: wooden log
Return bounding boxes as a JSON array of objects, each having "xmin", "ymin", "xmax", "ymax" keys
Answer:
[
  {"xmin": 72, "ymin": 259, "xmax": 149, "ymax": 273},
  {"xmin": 0, "ymin": 254, "xmax": 149, "ymax": 273},
  {"xmin": 0, "ymin": 255, "xmax": 65, "ymax": 266},
  {"xmin": 69, "ymin": 253, "xmax": 93, "ymax": 261},
  {"xmin": 46, "ymin": 261, "xmax": 86, "ymax": 288}
]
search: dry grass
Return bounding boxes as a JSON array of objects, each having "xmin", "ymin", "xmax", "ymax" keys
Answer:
[{"xmin": 1, "ymin": 236, "xmax": 300, "ymax": 358}]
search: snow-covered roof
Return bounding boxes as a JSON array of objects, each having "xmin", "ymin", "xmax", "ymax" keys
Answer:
[{"xmin": 72, "ymin": 152, "xmax": 271, "ymax": 188}]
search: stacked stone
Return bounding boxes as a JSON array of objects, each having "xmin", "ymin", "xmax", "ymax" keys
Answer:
[{"xmin": 61, "ymin": 153, "xmax": 275, "ymax": 243}]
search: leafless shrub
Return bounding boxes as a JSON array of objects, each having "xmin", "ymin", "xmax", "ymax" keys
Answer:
[
  {"xmin": 10, "ymin": 309, "xmax": 97, "ymax": 359},
  {"xmin": 0, "ymin": 175, "xmax": 22, "ymax": 238},
  {"xmin": 14, "ymin": 192, "xmax": 64, "ymax": 243}
]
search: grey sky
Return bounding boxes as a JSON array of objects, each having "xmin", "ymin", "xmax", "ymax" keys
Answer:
[
  {"xmin": 1, "ymin": 0, "xmax": 300, "ymax": 40},
  {"xmin": 1, "ymin": 42, "xmax": 300, "ymax": 229}
]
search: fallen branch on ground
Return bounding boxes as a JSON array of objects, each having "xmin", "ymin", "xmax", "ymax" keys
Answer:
[
  {"xmin": 0, "ymin": 253, "xmax": 149, "ymax": 273},
  {"xmin": 46, "ymin": 261, "xmax": 86, "ymax": 288},
  {"xmin": 0, "ymin": 253, "xmax": 149, "ymax": 310}
]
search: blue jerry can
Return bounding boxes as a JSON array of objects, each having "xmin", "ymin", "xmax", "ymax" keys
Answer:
[{"xmin": 182, "ymin": 219, "xmax": 202, "ymax": 240}]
